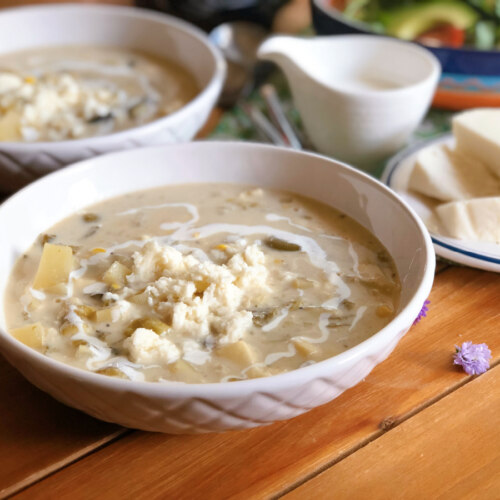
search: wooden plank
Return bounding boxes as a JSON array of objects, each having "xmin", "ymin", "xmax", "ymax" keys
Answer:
[
  {"xmin": 0, "ymin": 356, "xmax": 125, "ymax": 498},
  {"xmin": 12, "ymin": 267, "xmax": 500, "ymax": 500},
  {"xmin": 0, "ymin": 263, "xmax": 453, "ymax": 497},
  {"xmin": 285, "ymin": 365, "xmax": 500, "ymax": 500}
]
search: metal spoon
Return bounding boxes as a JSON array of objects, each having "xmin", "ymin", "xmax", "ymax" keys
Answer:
[
  {"xmin": 260, "ymin": 84, "xmax": 302, "ymax": 149},
  {"xmin": 209, "ymin": 21, "xmax": 269, "ymax": 107}
]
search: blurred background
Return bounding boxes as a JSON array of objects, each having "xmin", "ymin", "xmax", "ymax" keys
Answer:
[{"xmin": 0, "ymin": 0, "xmax": 312, "ymax": 33}]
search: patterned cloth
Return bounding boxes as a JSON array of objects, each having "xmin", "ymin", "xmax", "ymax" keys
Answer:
[{"xmin": 209, "ymin": 70, "xmax": 454, "ymax": 178}]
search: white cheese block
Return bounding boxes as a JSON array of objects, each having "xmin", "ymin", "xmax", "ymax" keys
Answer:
[
  {"xmin": 409, "ymin": 143, "xmax": 500, "ymax": 201},
  {"xmin": 435, "ymin": 197, "xmax": 500, "ymax": 243},
  {"xmin": 453, "ymin": 109, "xmax": 500, "ymax": 179}
]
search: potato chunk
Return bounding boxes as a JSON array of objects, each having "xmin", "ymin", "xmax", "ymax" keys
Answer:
[
  {"xmin": 246, "ymin": 365, "xmax": 270, "ymax": 379},
  {"xmin": 95, "ymin": 308, "xmax": 114, "ymax": 324},
  {"xmin": 292, "ymin": 338, "xmax": 319, "ymax": 358},
  {"xmin": 216, "ymin": 341, "xmax": 256, "ymax": 366},
  {"xmin": 129, "ymin": 289, "xmax": 148, "ymax": 305},
  {"xmin": 103, "ymin": 261, "xmax": 131, "ymax": 288},
  {"xmin": 0, "ymin": 109, "xmax": 21, "ymax": 141},
  {"xmin": 168, "ymin": 360, "xmax": 198, "ymax": 378},
  {"xmin": 33, "ymin": 243, "xmax": 73, "ymax": 290},
  {"xmin": 11, "ymin": 323, "xmax": 45, "ymax": 350}
]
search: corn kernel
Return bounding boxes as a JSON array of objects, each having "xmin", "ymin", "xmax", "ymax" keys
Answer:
[
  {"xmin": 75, "ymin": 304, "xmax": 96, "ymax": 320},
  {"xmin": 96, "ymin": 367, "xmax": 127, "ymax": 379},
  {"xmin": 61, "ymin": 323, "xmax": 79, "ymax": 336},
  {"xmin": 91, "ymin": 247, "xmax": 106, "ymax": 255},
  {"xmin": 215, "ymin": 244, "xmax": 227, "ymax": 251},
  {"xmin": 125, "ymin": 317, "xmax": 169, "ymax": 337},
  {"xmin": 376, "ymin": 305, "xmax": 393, "ymax": 318}
]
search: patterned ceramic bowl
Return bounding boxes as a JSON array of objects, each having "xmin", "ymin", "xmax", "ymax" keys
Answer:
[
  {"xmin": 0, "ymin": 4, "xmax": 226, "ymax": 192},
  {"xmin": 0, "ymin": 142, "xmax": 435, "ymax": 434},
  {"xmin": 312, "ymin": 0, "xmax": 500, "ymax": 110}
]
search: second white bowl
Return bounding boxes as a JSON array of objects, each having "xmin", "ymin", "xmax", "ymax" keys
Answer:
[{"xmin": 0, "ymin": 4, "xmax": 226, "ymax": 192}]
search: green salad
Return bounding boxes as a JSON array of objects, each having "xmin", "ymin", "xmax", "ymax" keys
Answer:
[{"xmin": 335, "ymin": 0, "xmax": 500, "ymax": 49}]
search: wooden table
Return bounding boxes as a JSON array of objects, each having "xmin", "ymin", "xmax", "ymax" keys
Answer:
[
  {"xmin": 1, "ymin": 120, "xmax": 499, "ymax": 499},
  {"xmin": 1, "ymin": 2, "xmax": 499, "ymax": 498},
  {"xmin": 1, "ymin": 261, "xmax": 499, "ymax": 499}
]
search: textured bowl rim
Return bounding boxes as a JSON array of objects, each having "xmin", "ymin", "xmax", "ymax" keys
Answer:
[
  {"xmin": 0, "ymin": 142, "xmax": 435, "ymax": 397},
  {"xmin": 0, "ymin": 3, "xmax": 226, "ymax": 148}
]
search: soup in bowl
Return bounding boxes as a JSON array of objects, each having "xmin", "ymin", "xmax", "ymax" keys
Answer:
[
  {"xmin": 0, "ymin": 4, "xmax": 226, "ymax": 191},
  {"xmin": 0, "ymin": 142, "xmax": 434, "ymax": 433}
]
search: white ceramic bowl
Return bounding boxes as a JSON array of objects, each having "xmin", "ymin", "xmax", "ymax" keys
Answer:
[
  {"xmin": 0, "ymin": 4, "xmax": 226, "ymax": 192},
  {"xmin": 0, "ymin": 142, "xmax": 435, "ymax": 434}
]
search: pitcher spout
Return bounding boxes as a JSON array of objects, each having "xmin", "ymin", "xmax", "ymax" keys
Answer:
[{"xmin": 257, "ymin": 36, "xmax": 309, "ymax": 82}]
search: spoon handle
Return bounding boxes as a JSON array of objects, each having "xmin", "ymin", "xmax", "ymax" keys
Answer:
[
  {"xmin": 260, "ymin": 84, "xmax": 302, "ymax": 150},
  {"xmin": 241, "ymin": 103, "xmax": 288, "ymax": 146}
]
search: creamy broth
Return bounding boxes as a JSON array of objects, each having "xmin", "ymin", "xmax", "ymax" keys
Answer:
[
  {"xmin": 0, "ymin": 46, "xmax": 198, "ymax": 141},
  {"xmin": 5, "ymin": 185, "xmax": 400, "ymax": 383}
]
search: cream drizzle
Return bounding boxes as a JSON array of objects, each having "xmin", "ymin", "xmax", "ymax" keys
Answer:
[
  {"xmin": 65, "ymin": 305, "xmax": 112, "ymax": 368},
  {"xmin": 263, "ymin": 343, "xmax": 296, "ymax": 365},
  {"xmin": 20, "ymin": 288, "xmax": 47, "ymax": 315},
  {"xmin": 224, "ymin": 311, "xmax": 333, "ymax": 382},
  {"xmin": 117, "ymin": 202, "xmax": 199, "ymax": 224},
  {"xmin": 348, "ymin": 242, "xmax": 360, "ymax": 276},
  {"xmin": 349, "ymin": 306, "xmax": 367, "ymax": 332},
  {"xmin": 265, "ymin": 213, "xmax": 312, "ymax": 232},
  {"xmin": 56, "ymin": 200, "xmax": 368, "ymax": 382},
  {"xmin": 97, "ymin": 357, "xmax": 145, "ymax": 381},
  {"xmin": 171, "ymin": 222, "xmax": 351, "ymax": 300},
  {"xmin": 30, "ymin": 288, "xmax": 46, "ymax": 301},
  {"xmin": 261, "ymin": 306, "xmax": 290, "ymax": 332}
]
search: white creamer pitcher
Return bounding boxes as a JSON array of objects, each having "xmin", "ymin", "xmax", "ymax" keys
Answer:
[{"xmin": 258, "ymin": 35, "xmax": 440, "ymax": 170}]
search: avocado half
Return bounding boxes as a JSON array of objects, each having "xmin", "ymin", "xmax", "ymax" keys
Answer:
[{"xmin": 381, "ymin": 1, "xmax": 479, "ymax": 40}]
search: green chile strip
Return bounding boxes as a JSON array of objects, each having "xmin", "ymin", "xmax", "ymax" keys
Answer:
[{"xmin": 264, "ymin": 236, "xmax": 301, "ymax": 252}]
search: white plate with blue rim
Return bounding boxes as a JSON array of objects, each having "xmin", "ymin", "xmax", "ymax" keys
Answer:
[{"xmin": 382, "ymin": 134, "xmax": 500, "ymax": 273}]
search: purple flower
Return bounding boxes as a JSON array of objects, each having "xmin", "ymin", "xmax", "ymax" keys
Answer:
[
  {"xmin": 453, "ymin": 342, "xmax": 492, "ymax": 375},
  {"xmin": 413, "ymin": 300, "xmax": 430, "ymax": 325}
]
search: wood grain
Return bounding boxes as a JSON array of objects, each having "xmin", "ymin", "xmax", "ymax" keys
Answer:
[
  {"xmin": 0, "ymin": 357, "xmax": 125, "ymax": 498},
  {"xmin": 285, "ymin": 365, "xmax": 500, "ymax": 500},
  {"xmin": 12, "ymin": 267, "xmax": 500, "ymax": 500}
]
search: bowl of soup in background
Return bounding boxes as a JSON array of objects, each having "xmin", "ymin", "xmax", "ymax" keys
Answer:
[
  {"xmin": 0, "ymin": 142, "xmax": 434, "ymax": 433},
  {"xmin": 0, "ymin": 4, "xmax": 226, "ymax": 192}
]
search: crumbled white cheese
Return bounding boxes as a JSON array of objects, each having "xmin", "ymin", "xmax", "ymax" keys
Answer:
[
  {"xmin": 182, "ymin": 339, "xmax": 211, "ymax": 365},
  {"xmin": 111, "ymin": 300, "xmax": 131, "ymax": 323},
  {"xmin": 83, "ymin": 282, "xmax": 107, "ymax": 295},
  {"xmin": 0, "ymin": 71, "xmax": 131, "ymax": 141},
  {"xmin": 124, "ymin": 328, "xmax": 180, "ymax": 366},
  {"xmin": 126, "ymin": 241, "xmax": 269, "ymax": 345},
  {"xmin": 0, "ymin": 73, "xmax": 22, "ymax": 94},
  {"xmin": 103, "ymin": 291, "xmax": 120, "ymax": 303},
  {"xmin": 234, "ymin": 188, "xmax": 264, "ymax": 207}
]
